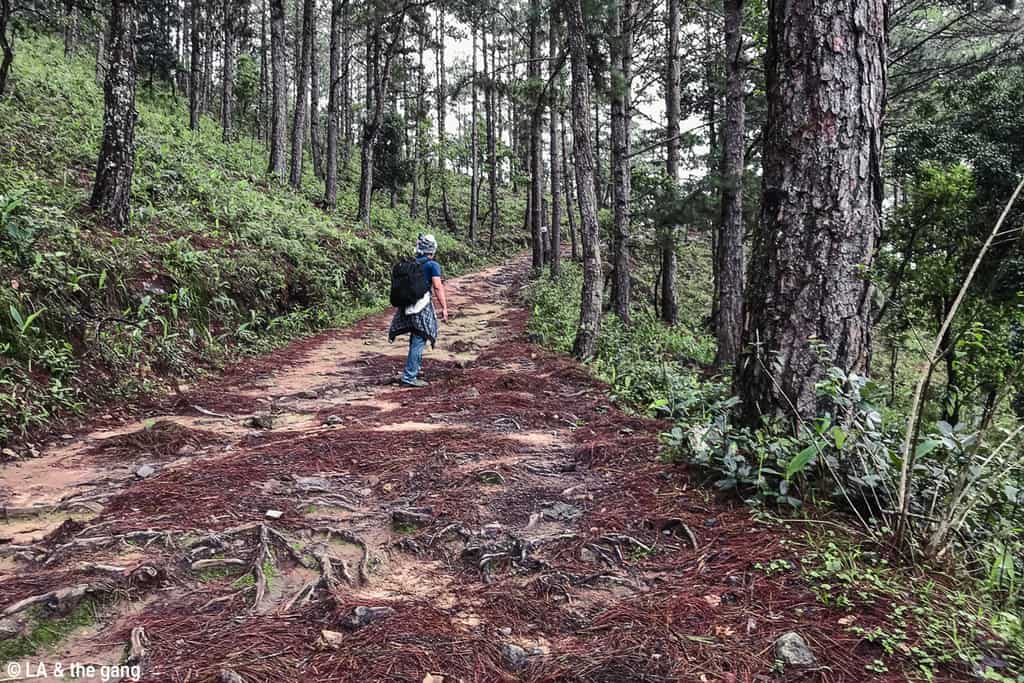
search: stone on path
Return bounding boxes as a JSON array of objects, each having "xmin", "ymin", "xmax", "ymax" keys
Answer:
[
  {"xmin": 774, "ymin": 631, "xmax": 817, "ymax": 667},
  {"xmin": 135, "ymin": 464, "xmax": 156, "ymax": 479}
]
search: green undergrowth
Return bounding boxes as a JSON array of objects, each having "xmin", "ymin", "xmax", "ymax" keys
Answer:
[
  {"xmin": 525, "ymin": 259, "xmax": 1024, "ymax": 680},
  {"xmin": 0, "ymin": 35, "xmax": 525, "ymax": 445},
  {"xmin": 764, "ymin": 530, "xmax": 1024, "ymax": 681}
]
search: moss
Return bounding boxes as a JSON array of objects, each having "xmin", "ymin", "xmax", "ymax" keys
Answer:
[{"xmin": 0, "ymin": 599, "xmax": 102, "ymax": 662}]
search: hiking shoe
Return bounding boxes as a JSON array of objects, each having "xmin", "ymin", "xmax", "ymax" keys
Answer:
[{"xmin": 401, "ymin": 378, "xmax": 429, "ymax": 388}]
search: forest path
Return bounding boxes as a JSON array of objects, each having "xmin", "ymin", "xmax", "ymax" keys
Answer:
[{"xmin": 0, "ymin": 256, "xmax": 889, "ymax": 682}]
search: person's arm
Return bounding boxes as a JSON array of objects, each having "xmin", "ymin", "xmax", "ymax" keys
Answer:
[{"xmin": 432, "ymin": 276, "xmax": 448, "ymax": 322}]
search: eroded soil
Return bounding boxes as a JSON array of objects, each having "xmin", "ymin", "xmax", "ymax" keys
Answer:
[{"xmin": 0, "ymin": 260, "xmax": 922, "ymax": 682}]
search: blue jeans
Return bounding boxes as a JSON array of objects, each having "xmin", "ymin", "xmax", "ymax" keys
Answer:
[{"xmin": 402, "ymin": 333, "xmax": 427, "ymax": 383}]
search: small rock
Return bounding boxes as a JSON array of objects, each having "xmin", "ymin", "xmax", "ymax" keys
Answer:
[
  {"xmin": 502, "ymin": 643, "xmax": 531, "ymax": 671},
  {"xmin": 219, "ymin": 669, "xmax": 245, "ymax": 683},
  {"xmin": 245, "ymin": 414, "xmax": 274, "ymax": 429},
  {"xmin": 703, "ymin": 518, "xmax": 720, "ymax": 528},
  {"xmin": 540, "ymin": 501, "xmax": 582, "ymax": 522},
  {"xmin": 135, "ymin": 464, "xmax": 157, "ymax": 479},
  {"xmin": 1, "ymin": 448, "xmax": 18, "ymax": 459},
  {"xmin": 579, "ymin": 547, "xmax": 598, "ymax": 563},
  {"xmin": 326, "ymin": 415, "xmax": 344, "ymax": 426},
  {"xmin": 315, "ymin": 629, "xmax": 345, "ymax": 650},
  {"xmin": 464, "ymin": 387, "xmax": 481, "ymax": 400},
  {"xmin": 343, "ymin": 606, "xmax": 395, "ymax": 630},
  {"xmin": 422, "ymin": 674, "xmax": 444, "ymax": 683},
  {"xmin": 498, "ymin": 626, "xmax": 513, "ymax": 636},
  {"xmin": 774, "ymin": 631, "xmax": 817, "ymax": 667},
  {"xmin": 357, "ymin": 487, "xmax": 372, "ymax": 497},
  {"xmin": 176, "ymin": 445, "xmax": 197, "ymax": 456},
  {"xmin": 265, "ymin": 509, "xmax": 284, "ymax": 520},
  {"xmin": 61, "ymin": 434, "xmax": 74, "ymax": 440}
]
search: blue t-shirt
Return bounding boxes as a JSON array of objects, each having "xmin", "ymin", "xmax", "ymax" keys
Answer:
[{"xmin": 417, "ymin": 256, "xmax": 442, "ymax": 290}]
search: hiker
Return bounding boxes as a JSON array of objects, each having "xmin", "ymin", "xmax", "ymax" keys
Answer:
[{"xmin": 388, "ymin": 234, "xmax": 449, "ymax": 388}]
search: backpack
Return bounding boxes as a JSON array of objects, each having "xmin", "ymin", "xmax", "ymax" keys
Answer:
[{"xmin": 390, "ymin": 257, "xmax": 430, "ymax": 308}]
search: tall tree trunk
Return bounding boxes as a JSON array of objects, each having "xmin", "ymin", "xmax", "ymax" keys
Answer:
[
  {"xmin": 189, "ymin": 0, "xmax": 202, "ymax": 128},
  {"xmin": 267, "ymin": 0, "xmax": 287, "ymax": 176},
  {"xmin": 357, "ymin": 21, "xmax": 378, "ymax": 225},
  {"xmin": 410, "ymin": 30, "xmax": 424, "ymax": 217},
  {"xmin": 340, "ymin": 0, "xmax": 351, "ymax": 166},
  {"xmin": 289, "ymin": 0, "xmax": 313, "ymax": 187},
  {"xmin": 661, "ymin": 0, "xmax": 681, "ymax": 324},
  {"xmin": 714, "ymin": 0, "xmax": 746, "ymax": 367},
  {"xmin": 90, "ymin": 0, "xmax": 139, "ymax": 228},
  {"xmin": 528, "ymin": 0, "xmax": 543, "ymax": 273},
  {"xmin": 310, "ymin": 5, "xmax": 324, "ymax": 181},
  {"xmin": 735, "ymin": 0, "xmax": 885, "ymax": 424},
  {"xmin": 63, "ymin": 0, "xmax": 78, "ymax": 58},
  {"xmin": 486, "ymin": 19, "xmax": 498, "ymax": 249},
  {"xmin": 609, "ymin": 0, "xmax": 631, "ymax": 321},
  {"xmin": 548, "ymin": 7, "xmax": 561, "ymax": 277},
  {"xmin": 324, "ymin": 0, "xmax": 342, "ymax": 208},
  {"xmin": 257, "ymin": 0, "xmax": 268, "ymax": 141},
  {"xmin": 436, "ymin": 4, "xmax": 456, "ymax": 232},
  {"xmin": 592, "ymin": 96, "xmax": 602, "ymax": 210},
  {"xmin": 221, "ymin": 0, "xmax": 234, "ymax": 142},
  {"xmin": 560, "ymin": 110, "xmax": 578, "ymax": 261},
  {"xmin": 468, "ymin": 23, "xmax": 479, "ymax": 241},
  {"xmin": 202, "ymin": 0, "xmax": 214, "ymax": 113},
  {"xmin": 94, "ymin": 33, "xmax": 104, "ymax": 85},
  {"xmin": 563, "ymin": 0, "xmax": 601, "ymax": 360}
]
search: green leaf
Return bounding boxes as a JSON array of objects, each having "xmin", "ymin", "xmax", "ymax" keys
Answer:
[
  {"xmin": 8, "ymin": 305, "xmax": 23, "ymax": 329},
  {"xmin": 831, "ymin": 426, "xmax": 848, "ymax": 450},
  {"xmin": 914, "ymin": 439, "xmax": 942, "ymax": 459},
  {"xmin": 786, "ymin": 445, "xmax": 819, "ymax": 481}
]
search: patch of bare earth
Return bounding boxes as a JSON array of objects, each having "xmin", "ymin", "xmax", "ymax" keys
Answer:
[{"xmin": 0, "ymin": 260, "xmax": 956, "ymax": 682}]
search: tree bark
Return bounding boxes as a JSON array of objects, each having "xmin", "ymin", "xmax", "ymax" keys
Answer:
[
  {"xmin": 63, "ymin": 0, "xmax": 78, "ymax": 58},
  {"xmin": 340, "ymin": 0, "xmax": 351, "ymax": 166},
  {"xmin": 257, "ymin": 0, "xmax": 268, "ymax": 142},
  {"xmin": 221, "ymin": 0, "xmax": 235, "ymax": 142},
  {"xmin": 563, "ymin": 0, "xmax": 602, "ymax": 360},
  {"xmin": 436, "ymin": 4, "xmax": 456, "ymax": 232},
  {"xmin": 310, "ymin": 4, "xmax": 324, "ymax": 181},
  {"xmin": 661, "ymin": 0, "xmax": 681, "ymax": 325},
  {"xmin": 528, "ymin": 0, "xmax": 543, "ymax": 273},
  {"xmin": 486, "ymin": 18, "xmax": 498, "ymax": 249},
  {"xmin": 410, "ymin": 29, "xmax": 424, "ymax": 217},
  {"xmin": 201, "ymin": 0, "xmax": 214, "ymax": 113},
  {"xmin": 267, "ymin": 0, "xmax": 287, "ymax": 176},
  {"xmin": 560, "ymin": 110, "xmax": 578, "ymax": 261},
  {"xmin": 90, "ymin": 0, "xmax": 139, "ymax": 228},
  {"xmin": 548, "ymin": 6, "xmax": 561, "ymax": 277},
  {"xmin": 735, "ymin": 0, "xmax": 885, "ymax": 424},
  {"xmin": 714, "ymin": 0, "xmax": 746, "ymax": 368},
  {"xmin": 468, "ymin": 24, "xmax": 479, "ymax": 242},
  {"xmin": 324, "ymin": 0, "xmax": 343, "ymax": 208},
  {"xmin": 609, "ymin": 0, "xmax": 631, "ymax": 321},
  {"xmin": 188, "ymin": 0, "xmax": 202, "ymax": 128},
  {"xmin": 289, "ymin": 0, "xmax": 313, "ymax": 188}
]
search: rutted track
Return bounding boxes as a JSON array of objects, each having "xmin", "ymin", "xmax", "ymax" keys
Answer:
[{"xmin": 1, "ymin": 258, "xmax": 912, "ymax": 682}]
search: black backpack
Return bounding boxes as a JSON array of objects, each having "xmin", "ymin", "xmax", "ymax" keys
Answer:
[{"xmin": 390, "ymin": 257, "xmax": 430, "ymax": 308}]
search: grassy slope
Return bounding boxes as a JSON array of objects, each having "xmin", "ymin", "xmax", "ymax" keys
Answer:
[{"xmin": 0, "ymin": 35, "xmax": 524, "ymax": 445}]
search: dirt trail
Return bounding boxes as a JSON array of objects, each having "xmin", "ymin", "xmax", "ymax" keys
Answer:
[{"xmin": 0, "ymin": 258, "xmax": 902, "ymax": 682}]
